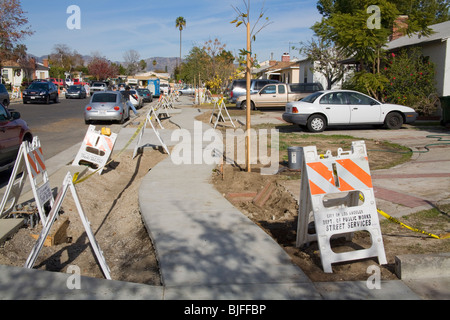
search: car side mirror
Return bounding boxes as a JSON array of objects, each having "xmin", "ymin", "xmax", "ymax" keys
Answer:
[{"xmin": 10, "ymin": 111, "xmax": 20, "ymax": 120}]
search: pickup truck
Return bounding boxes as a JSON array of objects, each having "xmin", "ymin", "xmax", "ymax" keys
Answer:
[
  {"xmin": 90, "ymin": 82, "xmax": 108, "ymax": 93},
  {"xmin": 236, "ymin": 82, "xmax": 323, "ymax": 109}
]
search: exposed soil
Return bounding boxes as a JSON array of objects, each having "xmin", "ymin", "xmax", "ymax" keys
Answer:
[
  {"xmin": 0, "ymin": 107, "xmax": 448, "ymax": 286},
  {"xmin": 212, "ymin": 161, "xmax": 450, "ymax": 282}
]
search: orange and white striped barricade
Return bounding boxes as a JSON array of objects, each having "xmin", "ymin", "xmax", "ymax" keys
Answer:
[
  {"xmin": 133, "ymin": 107, "xmax": 169, "ymax": 159},
  {"xmin": 0, "ymin": 136, "xmax": 53, "ymax": 225},
  {"xmin": 72, "ymin": 125, "xmax": 117, "ymax": 175},
  {"xmin": 25, "ymin": 171, "xmax": 111, "ymax": 280},
  {"xmin": 296, "ymin": 140, "xmax": 387, "ymax": 273}
]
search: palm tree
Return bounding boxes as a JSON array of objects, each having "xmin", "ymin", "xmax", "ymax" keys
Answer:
[{"xmin": 175, "ymin": 16, "xmax": 186, "ymax": 67}]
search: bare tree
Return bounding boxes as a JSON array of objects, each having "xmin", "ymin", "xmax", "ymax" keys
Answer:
[
  {"xmin": 123, "ymin": 50, "xmax": 140, "ymax": 76},
  {"xmin": 0, "ymin": 0, "xmax": 33, "ymax": 68},
  {"xmin": 297, "ymin": 37, "xmax": 347, "ymax": 90}
]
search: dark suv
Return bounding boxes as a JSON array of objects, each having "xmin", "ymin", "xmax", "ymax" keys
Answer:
[
  {"xmin": 0, "ymin": 103, "xmax": 32, "ymax": 171},
  {"xmin": 23, "ymin": 80, "xmax": 59, "ymax": 104},
  {"xmin": 225, "ymin": 79, "xmax": 280, "ymax": 103},
  {"xmin": 0, "ymin": 84, "xmax": 10, "ymax": 107}
]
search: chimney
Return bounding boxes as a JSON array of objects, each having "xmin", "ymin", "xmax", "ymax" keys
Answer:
[
  {"xmin": 390, "ymin": 15, "xmax": 408, "ymax": 41},
  {"xmin": 282, "ymin": 53, "xmax": 290, "ymax": 62},
  {"xmin": 43, "ymin": 58, "xmax": 49, "ymax": 68}
]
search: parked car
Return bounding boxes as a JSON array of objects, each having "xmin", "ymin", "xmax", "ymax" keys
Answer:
[
  {"xmin": 65, "ymin": 85, "xmax": 87, "ymax": 99},
  {"xmin": 136, "ymin": 88, "xmax": 153, "ymax": 102},
  {"xmin": 236, "ymin": 82, "xmax": 324, "ymax": 109},
  {"xmin": 121, "ymin": 89, "xmax": 143, "ymax": 109},
  {"xmin": 225, "ymin": 79, "xmax": 280, "ymax": 104},
  {"xmin": 282, "ymin": 90, "xmax": 418, "ymax": 132},
  {"xmin": 90, "ymin": 82, "xmax": 108, "ymax": 94},
  {"xmin": 0, "ymin": 84, "xmax": 10, "ymax": 107},
  {"xmin": 84, "ymin": 91, "xmax": 130, "ymax": 124},
  {"xmin": 0, "ymin": 103, "xmax": 32, "ymax": 171},
  {"xmin": 46, "ymin": 78, "xmax": 65, "ymax": 88},
  {"xmin": 178, "ymin": 86, "xmax": 195, "ymax": 95},
  {"xmin": 160, "ymin": 83, "xmax": 169, "ymax": 95},
  {"xmin": 23, "ymin": 80, "xmax": 59, "ymax": 104}
]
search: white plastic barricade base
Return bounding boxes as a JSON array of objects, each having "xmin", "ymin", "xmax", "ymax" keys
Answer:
[
  {"xmin": 0, "ymin": 137, "xmax": 53, "ymax": 225},
  {"xmin": 133, "ymin": 108, "xmax": 170, "ymax": 159},
  {"xmin": 296, "ymin": 141, "xmax": 387, "ymax": 273},
  {"xmin": 25, "ymin": 172, "xmax": 111, "ymax": 280},
  {"xmin": 72, "ymin": 125, "xmax": 117, "ymax": 175}
]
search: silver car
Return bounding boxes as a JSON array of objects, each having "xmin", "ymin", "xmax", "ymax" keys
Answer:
[{"xmin": 84, "ymin": 91, "xmax": 130, "ymax": 124}]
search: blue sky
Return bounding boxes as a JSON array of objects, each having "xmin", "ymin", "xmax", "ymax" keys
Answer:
[{"xmin": 21, "ymin": 0, "xmax": 322, "ymax": 63}]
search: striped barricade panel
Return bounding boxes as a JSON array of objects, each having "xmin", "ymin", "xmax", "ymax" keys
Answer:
[{"xmin": 297, "ymin": 141, "xmax": 387, "ymax": 273}]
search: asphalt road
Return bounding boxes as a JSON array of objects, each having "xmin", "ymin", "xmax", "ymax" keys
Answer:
[
  {"xmin": 0, "ymin": 96, "xmax": 123, "ymax": 187},
  {"xmin": 9, "ymin": 97, "xmax": 89, "ymax": 160}
]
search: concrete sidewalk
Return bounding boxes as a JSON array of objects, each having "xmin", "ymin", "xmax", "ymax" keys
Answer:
[{"xmin": 0, "ymin": 97, "xmax": 448, "ymax": 299}]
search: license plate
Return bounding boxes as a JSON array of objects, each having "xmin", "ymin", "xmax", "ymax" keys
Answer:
[
  {"xmin": 99, "ymin": 110, "xmax": 106, "ymax": 115},
  {"xmin": 31, "ymin": 96, "xmax": 36, "ymax": 99}
]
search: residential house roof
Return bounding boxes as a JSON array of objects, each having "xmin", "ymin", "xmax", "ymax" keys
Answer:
[{"xmin": 385, "ymin": 20, "xmax": 450, "ymax": 51}]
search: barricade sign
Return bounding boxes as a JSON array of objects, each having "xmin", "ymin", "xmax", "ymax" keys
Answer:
[
  {"xmin": 133, "ymin": 107, "xmax": 170, "ymax": 159},
  {"xmin": 0, "ymin": 136, "xmax": 53, "ymax": 225},
  {"xmin": 25, "ymin": 172, "xmax": 111, "ymax": 279},
  {"xmin": 209, "ymin": 98, "xmax": 236, "ymax": 129},
  {"xmin": 72, "ymin": 125, "xmax": 117, "ymax": 175},
  {"xmin": 296, "ymin": 141, "xmax": 387, "ymax": 273}
]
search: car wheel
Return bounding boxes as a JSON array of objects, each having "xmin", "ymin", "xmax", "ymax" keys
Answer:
[
  {"xmin": 307, "ymin": 114, "xmax": 326, "ymax": 132},
  {"xmin": 54, "ymin": 95, "xmax": 59, "ymax": 103},
  {"xmin": 241, "ymin": 100, "xmax": 255, "ymax": 110},
  {"xmin": 384, "ymin": 112, "xmax": 403, "ymax": 129},
  {"xmin": 45, "ymin": 96, "xmax": 50, "ymax": 104}
]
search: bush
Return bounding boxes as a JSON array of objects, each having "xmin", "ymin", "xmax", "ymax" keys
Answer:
[{"xmin": 382, "ymin": 48, "xmax": 438, "ymax": 115}]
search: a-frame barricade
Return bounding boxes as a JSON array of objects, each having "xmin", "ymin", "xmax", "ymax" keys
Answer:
[
  {"xmin": 296, "ymin": 141, "xmax": 387, "ymax": 273},
  {"xmin": 72, "ymin": 125, "xmax": 117, "ymax": 175},
  {"xmin": 133, "ymin": 107, "xmax": 170, "ymax": 159},
  {"xmin": 25, "ymin": 172, "xmax": 111, "ymax": 279},
  {"xmin": 209, "ymin": 98, "xmax": 236, "ymax": 129},
  {"xmin": 0, "ymin": 136, "xmax": 53, "ymax": 226}
]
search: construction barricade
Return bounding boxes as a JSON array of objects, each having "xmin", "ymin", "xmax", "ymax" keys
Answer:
[
  {"xmin": 25, "ymin": 172, "xmax": 111, "ymax": 279},
  {"xmin": 296, "ymin": 140, "xmax": 387, "ymax": 273},
  {"xmin": 0, "ymin": 137, "xmax": 53, "ymax": 226},
  {"xmin": 72, "ymin": 125, "xmax": 117, "ymax": 175}
]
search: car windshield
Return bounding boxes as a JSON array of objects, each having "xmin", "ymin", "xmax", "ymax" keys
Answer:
[
  {"xmin": 93, "ymin": 82, "xmax": 105, "ymax": 86},
  {"xmin": 301, "ymin": 91, "xmax": 323, "ymax": 103},
  {"xmin": 92, "ymin": 93, "xmax": 117, "ymax": 103},
  {"xmin": 69, "ymin": 85, "xmax": 82, "ymax": 90},
  {"xmin": 28, "ymin": 83, "xmax": 48, "ymax": 90}
]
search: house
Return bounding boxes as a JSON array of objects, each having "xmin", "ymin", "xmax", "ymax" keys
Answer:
[
  {"xmin": 253, "ymin": 53, "xmax": 299, "ymax": 83},
  {"xmin": 1, "ymin": 58, "xmax": 50, "ymax": 87},
  {"xmin": 385, "ymin": 19, "xmax": 450, "ymax": 97},
  {"xmin": 254, "ymin": 53, "xmax": 346, "ymax": 89}
]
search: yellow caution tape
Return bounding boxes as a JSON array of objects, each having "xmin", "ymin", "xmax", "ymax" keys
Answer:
[
  {"xmin": 73, "ymin": 119, "xmax": 147, "ymax": 185},
  {"xmin": 359, "ymin": 194, "xmax": 448, "ymax": 239}
]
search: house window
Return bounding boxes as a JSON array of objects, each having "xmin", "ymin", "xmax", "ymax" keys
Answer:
[{"xmin": 2, "ymin": 69, "xmax": 9, "ymax": 81}]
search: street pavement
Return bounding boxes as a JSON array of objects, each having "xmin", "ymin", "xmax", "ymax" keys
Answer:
[{"xmin": 0, "ymin": 95, "xmax": 448, "ymax": 300}]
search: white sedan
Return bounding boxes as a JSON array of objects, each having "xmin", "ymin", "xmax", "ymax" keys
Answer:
[{"xmin": 282, "ymin": 90, "xmax": 418, "ymax": 132}]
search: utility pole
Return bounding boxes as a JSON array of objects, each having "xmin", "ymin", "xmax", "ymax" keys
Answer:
[{"xmin": 246, "ymin": 22, "xmax": 251, "ymax": 172}]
